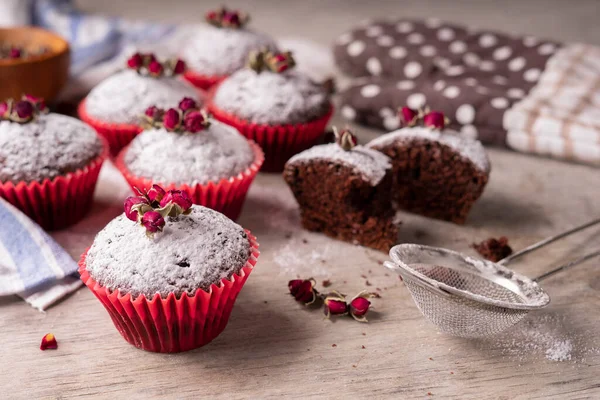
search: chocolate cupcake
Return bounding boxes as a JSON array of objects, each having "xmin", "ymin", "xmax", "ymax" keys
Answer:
[
  {"xmin": 284, "ymin": 128, "xmax": 397, "ymax": 252},
  {"xmin": 208, "ymin": 50, "xmax": 333, "ymax": 171},
  {"xmin": 182, "ymin": 7, "xmax": 278, "ymax": 90},
  {"xmin": 367, "ymin": 107, "xmax": 490, "ymax": 224},
  {"xmin": 0, "ymin": 95, "xmax": 106, "ymax": 230},
  {"xmin": 79, "ymin": 187, "xmax": 259, "ymax": 352},
  {"xmin": 115, "ymin": 98, "xmax": 263, "ymax": 220},
  {"xmin": 78, "ymin": 53, "xmax": 200, "ymax": 156}
]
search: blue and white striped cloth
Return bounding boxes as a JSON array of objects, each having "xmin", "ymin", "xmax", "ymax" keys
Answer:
[{"xmin": 0, "ymin": 198, "xmax": 81, "ymax": 311}]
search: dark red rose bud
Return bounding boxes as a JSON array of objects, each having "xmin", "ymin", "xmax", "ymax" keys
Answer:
[
  {"xmin": 163, "ymin": 108, "xmax": 181, "ymax": 131},
  {"xmin": 183, "ymin": 111, "xmax": 206, "ymax": 133},
  {"xmin": 124, "ymin": 196, "xmax": 150, "ymax": 221},
  {"xmin": 205, "ymin": 10, "xmax": 219, "ymax": 22},
  {"xmin": 178, "ymin": 97, "xmax": 197, "ymax": 112},
  {"xmin": 127, "ymin": 52, "xmax": 144, "ymax": 69},
  {"xmin": 222, "ymin": 11, "xmax": 241, "ymax": 27},
  {"xmin": 14, "ymin": 100, "xmax": 34, "ymax": 121},
  {"xmin": 400, "ymin": 106, "xmax": 419, "ymax": 127},
  {"xmin": 9, "ymin": 47, "xmax": 21, "ymax": 59},
  {"xmin": 324, "ymin": 294, "xmax": 348, "ymax": 318},
  {"xmin": 142, "ymin": 211, "xmax": 165, "ymax": 233},
  {"xmin": 349, "ymin": 291, "xmax": 377, "ymax": 322},
  {"xmin": 148, "ymin": 60, "xmax": 164, "ymax": 77},
  {"xmin": 22, "ymin": 94, "xmax": 47, "ymax": 112},
  {"xmin": 144, "ymin": 105, "xmax": 163, "ymax": 119},
  {"xmin": 160, "ymin": 189, "xmax": 193, "ymax": 214},
  {"xmin": 147, "ymin": 184, "xmax": 166, "ymax": 203},
  {"xmin": 288, "ymin": 279, "xmax": 317, "ymax": 305},
  {"xmin": 40, "ymin": 333, "xmax": 58, "ymax": 350},
  {"xmin": 172, "ymin": 59, "xmax": 186, "ymax": 75},
  {"xmin": 423, "ymin": 111, "xmax": 447, "ymax": 130}
]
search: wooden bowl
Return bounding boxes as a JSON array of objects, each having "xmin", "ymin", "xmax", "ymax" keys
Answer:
[{"xmin": 0, "ymin": 27, "xmax": 70, "ymax": 102}]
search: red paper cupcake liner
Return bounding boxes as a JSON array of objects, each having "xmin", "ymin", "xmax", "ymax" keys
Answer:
[
  {"xmin": 207, "ymin": 96, "xmax": 334, "ymax": 172},
  {"xmin": 78, "ymin": 231, "xmax": 259, "ymax": 353},
  {"xmin": 78, "ymin": 99, "xmax": 143, "ymax": 158},
  {"xmin": 0, "ymin": 148, "xmax": 107, "ymax": 231},
  {"xmin": 115, "ymin": 140, "xmax": 264, "ymax": 221},
  {"xmin": 183, "ymin": 70, "xmax": 227, "ymax": 91}
]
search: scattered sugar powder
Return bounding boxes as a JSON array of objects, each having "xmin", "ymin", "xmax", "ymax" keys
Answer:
[
  {"xmin": 123, "ymin": 121, "xmax": 255, "ymax": 185},
  {"xmin": 85, "ymin": 206, "xmax": 251, "ymax": 299},
  {"xmin": 212, "ymin": 69, "xmax": 330, "ymax": 125},
  {"xmin": 367, "ymin": 126, "xmax": 491, "ymax": 173},
  {"xmin": 0, "ymin": 113, "xmax": 103, "ymax": 182},
  {"xmin": 85, "ymin": 69, "xmax": 200, "ymax": 124},
  {"xmin": 286, "ymin": 143, "xmax": 391, "ymax": 186},
  {"xmin": 273, "ymin": 238, "xmax": 336, "ymax": 277},
  {"xmin": 545, "ymin": 340, "xmax": 573, "ymax": 361},
  {"xmin": 182, "ymin": 25, "xmax": 278, "ymax": 76}
]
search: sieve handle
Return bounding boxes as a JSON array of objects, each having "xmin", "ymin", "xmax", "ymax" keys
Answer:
[
  {"xmin": 534, "ymin": 249, "xmax": 600, "ymax": 282},
  {"xmin": 384, "ymin": 261, "xmax": 452, "ymax": 297},
  {"xmin": 498, "ymin": 218, "xmax": 600, "ymax": 266}
]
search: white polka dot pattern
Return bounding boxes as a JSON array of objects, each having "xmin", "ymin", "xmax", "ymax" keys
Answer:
[
  {"xmin": 348, "ymin": 41, "xmax": 366, "ymax": 56},
  {"xmin": 361, "ymin": 84, "xmax": 381, "ymax": 98},
  {"xmin": 366, "ymin": 57, "xmax": 382, "ymax": 75},
  {"xmin": 407, "ymin": 93, "xmax": 426, "ymax": 108},
  {"xmin": 404, "ymin": 61, "xmax": 423, "ymax": 78}
]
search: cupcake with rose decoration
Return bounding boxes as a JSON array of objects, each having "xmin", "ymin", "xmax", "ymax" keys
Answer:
[
  {"xmin": 115, "ymin": 97, "xmax": 263, "ymax": 220},
  {"xmin": 0, "ymin": 95, "xmax": 106, "ymax": 230},
  {"xmin": 182, "ymin": 6, "xmax": 278, "ymax": 90},
  {"xmin": 78, "ymin": 52, "xmax": 200, "ymax": 156},
  {"xmin": 207, "ymin": 50, "xmax": 333, "ymax": 171},
  {"xmin": 78, "ymin": 185, "xmax": 259, "ymax": 352}
]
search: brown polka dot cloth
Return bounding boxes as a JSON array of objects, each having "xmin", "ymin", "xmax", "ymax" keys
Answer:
[{"xmin": 334, "ymin": 18, "xmax": 561, "ymax": 146}]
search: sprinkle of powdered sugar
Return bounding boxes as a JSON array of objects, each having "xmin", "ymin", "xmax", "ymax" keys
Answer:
[
  {"xmin": 0, "ymin": 113, "xmax": 103, "ymax": 182},
  {"xmin": 367, "ymin": 126, "xmax": 491, "ymax": 173},
  {"xmin": 182, "ymin": 25, "xmax": 278, "ymax": 76},
  {"xmin": 85, "ymin": 69, "xmax": 200, "ymax": 125},
  {"xmin": 85, "ymin": 206, "xmax": 251, "ymax": 299},
  {"xmin": 123, "ymin": 121, "xmax": 255, "ymax": 185},
  {"xmin": 286, "ymin": 143, "xmax": 391, "ymax": 186},
  {"xmin": 212, "ymin": 69, "xmax": 330, "ymax": 125}
]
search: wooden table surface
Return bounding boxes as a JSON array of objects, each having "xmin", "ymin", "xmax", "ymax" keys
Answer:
[{"xmin": 2, "ymin": 1, "xmax": 600, "ymax": 399}]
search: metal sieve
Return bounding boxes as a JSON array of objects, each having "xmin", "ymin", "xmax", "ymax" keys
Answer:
[{"xmin": 384, "ymin": 219, "xmax": 600, "ymax": 338}]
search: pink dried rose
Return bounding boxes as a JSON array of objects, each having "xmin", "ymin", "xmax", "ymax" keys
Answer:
[
  {"xmin": 148, "ymin": 60, "xmax": 164, "ymax": 77},
  {"xmin": 288, "ymin": 279, "xmax": 318, "ymax": 305},
  {"xmin": 267, "ymin": 51, "xmax": 295, "ymax": 73},
  {"xmin": 14, "ymin": 100, "xmax": 34, "ymax": 121},
  {"xmin": 349, "ymin": 292, "xmax": 377, "ymax": 322},
  {"xmin": 22, "ymin": 94, "xmax": 47, "ymax": 113},
  {"xmin": 163, "ymin": 108, "xmax": 181, "ymax": 131},
  {"xmin": 423, "ymin": 111, "xmax": 448, "ymax": 130},
  {"xmin": 127, "ymin": 53, "xmax": 144, "ymax": 69},
  {"xmin": 9, "ymin": 47, "xmax": 21, "ymax": 59},
  {"xmin": 142, "ymin": 211, "xmax": 165, "ymax": 233},
  {"xmin": 400, "ymin": 106, "xmax": 419, "ymax": 127},
  {"xmin": 147, "ymin": 184, "xmax": 166, "ymax": 203},
  {"xmin": 124, "ymin": 196, "xmax": 150, "ymax": 221},
  {"xmin": 0, "ymin": 101, "xmax": 9, "ymax": 118},
  {"xmin": 323, "ymin": 292, "xmax": 348, "ymax": 318},
  {"xmin": 40, "ymin": 333, "xmax": 58, "ymax": 351},
  {"xmin": 183, "ymin": 111, "xmax": 206, "ymax": 133},
  {"xmin": 172, "ymin": 59, "xmax": 186, "ymax": 75},
  {"xmin": 160, "ymin": 190, "xmax": 193, "ymax": 214},
  {"xmin": 144, "ymin": 105, "xmax": 163, "ymax": 119},
  {"xmin": 334, "ymin": 127, "xmax": 358, "ymax": 151},
  {"xmin": 178, "ymin": 97, "xmax": 197, "ymax": 112}
]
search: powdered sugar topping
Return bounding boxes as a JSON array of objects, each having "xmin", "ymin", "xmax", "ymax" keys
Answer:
[
  {"xmin": 123, "ymin": 121, "xmax": 255, "ymax": 185},
  {"xmin": 182, "ymin": 25, "xmax": 278, "ymax": 76},
  {"xmin": 368, "ymin": 126, "xmax": 491, "ymax": 173},
  {"xmin": 287, "ymin": 143, "xmax": 391, "ymax": 185},
  {"xmin": 0, "ymin": 113, "xmax": 103, "ymax": 182},
  {"xmin": 85, "ymin": 206, "xmax": 251, "ymax": 299},
  {"xmin": 85, "ymin": 69, "xmax": 200, "ymax": 124},
  {"xmin": 212, "ymin": 69, "xmax": 330, "ymax": 125}
]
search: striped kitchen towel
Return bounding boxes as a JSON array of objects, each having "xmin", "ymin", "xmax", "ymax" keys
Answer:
[
  {"xmin": 0, "ymin": 197, "xmax": 81, "ymax": 311},
  {"xmin": 504, "ymin": 43, "xmax": 600, "ymax": 165}
]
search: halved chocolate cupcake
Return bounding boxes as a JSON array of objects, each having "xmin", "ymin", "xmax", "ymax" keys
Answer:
[
  {"xmin": 284, "ymin": 128, "xmax": 397, "ymax": 252},
  {"xmin": 367, "ymin": 107, "xmax": 490, "ymax": 224}
]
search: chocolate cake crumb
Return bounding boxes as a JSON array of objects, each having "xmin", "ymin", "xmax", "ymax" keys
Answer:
[
  {"xmin": 322, "ymin": 279, "xmax": 332, "ymax": 287},
  {"xmin": 473, "ymin": 236, "xmax": 513, "ymax": 262}
]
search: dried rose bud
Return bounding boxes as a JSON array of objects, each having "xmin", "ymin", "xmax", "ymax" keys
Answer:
[
  {"xmin": 163, "ymin": 108, "xmax": 182, "ymax": 131},
  {"xmin": 9, "ymin": 47, "xmax": 21, "ymax": 59},
  {"xmin": 205, "ymin": 10, "xmax": 220, "ymax": 23},
  {"xmin": 127, "ymin": 52, "xmax": 144, "ymax": 69},
  {"xmin": 142, "ymin": 211, "xmax": 165, "ymax": 233},
  {"xmin": 400, "ymin": 106, "xmax": 419, "ymax": 127},
  {"xmin": 266, "ymin": 51, "xmax": 296, "ymax": 73},
  {"xmin": 22, "ymin": 94, "xmax": 47, "ymax": 113},
  {"xmin": 148, "ymin": 60, "xmax": 164, "ymax": 77},
  {"xmin": 334, "ymin": 127, "xmax": 358, "ymax": 151},
  {"xmin": 222, "ymin": 11, "xmax": 241, "ymax": 27},
  {"xmin": 147, "ymin": 184, "xmax": 166, "ymax": 203},
  {"xmin": 14, "ymin": 100, "xmax": 34, "ymax": 121},
  {"xmin": 423, "ymin": 111, "xmax": 448, "ymax": 130},
  {"xmin": 124, "ymin": 196, "xmax": 150, "ymax": 221},
  {"xmin": 323, "ymin": 292, "xmax": 348, "ymax": 318},
  {"xmin": 172, "ymin": 59, "xmax": 186, "ymax": 75},
  {"xmin": 40, "ymin": 333, "xmax": 57, "ymax": 350},
  {"xmin": 288, "ymin": 279, "xmax": 318, "ymax": 305},
  {"xmin": 160, "ymin": 189, "xmax": 193, "ymax": 215},
  {"xmin": 0, "ymin": 101, "xmax": 10, "ymax": 118},
  {"xmin": 178, "ymin": 97, "xmax": 197, "ymax": 112},
  {"xmin": 349, "ymin": 291, "xmax": 377, "ymax": 322},
  {"xmin": 144, "ymin": 105, "xmax": 163, "ymax": 119},
  {"xmin": 183, "ymin": 111, "xmax": 207, "ymax": 133}
]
